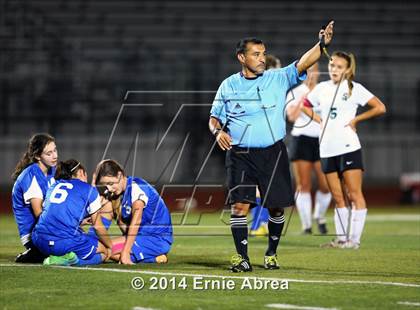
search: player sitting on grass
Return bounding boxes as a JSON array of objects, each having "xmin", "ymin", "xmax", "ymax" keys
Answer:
[
  {"xmin": 249, "ymin": 188, "xmax": 268, "ymax": 236},
  {"xmin": 12, "ymin": 133, "xmax": 58, "ymax": 263},
  {"xmin": 31, "ymin": 159, "xmax": 113, "ymax": 266},
  {"xmin": 94, "ymin": 159, "xmax": 173, "ymax": 265}
]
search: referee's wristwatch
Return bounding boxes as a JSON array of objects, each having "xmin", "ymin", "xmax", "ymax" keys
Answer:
[{"xmin": 212, "ymin": 128, "xmax": 222, "ymax": 136}]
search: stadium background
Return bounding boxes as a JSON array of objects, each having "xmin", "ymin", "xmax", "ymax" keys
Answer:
[{"xmin": 1, "ymin": 0, "xmax": 420, "ymax": 212}]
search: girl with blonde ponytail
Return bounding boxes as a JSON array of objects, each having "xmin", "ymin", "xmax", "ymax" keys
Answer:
[
  {"xmin": 302, "ymin": 51, "xmax": 386, "ymax": 249},
  {"xmin": 346, "ymin": 53, "xmax": 356, "ymax": 96}
]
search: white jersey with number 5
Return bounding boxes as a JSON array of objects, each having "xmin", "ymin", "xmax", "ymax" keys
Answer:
[{"xmin": 306, "ymin": 80, "xmax": 374, "ymax": 158}]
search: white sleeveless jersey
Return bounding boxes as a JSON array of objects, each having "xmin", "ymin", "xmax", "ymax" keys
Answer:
[
  {"xmin": 306, "ymin": 80, "xmax": 374, "ymax": 158},
  {"xmin": 287, "ymin": 83, "xmax": 321, "ymax": 138}
]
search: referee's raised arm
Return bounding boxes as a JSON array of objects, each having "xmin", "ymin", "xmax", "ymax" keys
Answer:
[{"xmin": 296, "ymin": 21, "xmax": 334, "ymax": 74}]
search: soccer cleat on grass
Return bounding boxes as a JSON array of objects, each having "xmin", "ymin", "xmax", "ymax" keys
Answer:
[
  {"xmin": 302, "ymin": 228, "xmax": 313, "ymax": 235},
  {"xmin": 155, "ymin": 254, "xmax": 168, "ymax": 264},
  {"xmin": 249, "ymin": 224, "xmax": 269, "ymax": 237},
  {"xmin": 230, "ymin": 254, "xmax": 252, "ymax": 272},
  {"xmin": 320, "ymin": 238, "xmax": 346, "ymax": 248},
  {"xmin": 15, "ymin": 247, "xmax": 46, "ymax": 264},
  {"xmin": 342, "ymin": 240, "xmax": 360, "ymax": 249},
  {"xmin": 264, "ymin": 255, "xmax": 280, "ymax": 270},
  {"xmin": 317, "ymin": 222, "xmax": 328, "ymax": 235},
  {"xmin": 43, "ymin": 252, "xmax": 79, "ymax": 266}
]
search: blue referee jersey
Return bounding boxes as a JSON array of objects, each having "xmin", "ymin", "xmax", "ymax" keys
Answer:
[{"xmin": 210, "ymin": 62, "xmax": 306, "ymax": 148}]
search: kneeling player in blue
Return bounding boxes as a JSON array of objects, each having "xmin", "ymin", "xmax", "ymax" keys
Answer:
[
  {"xmin": 249, "ymin": 189, "xmax": 269, "ymax": 236},
  {"xmin": 11, "ymin": 133, "xmax": 58, "ymax": 263},
  {"xmin": 32, "ymin": 159, "xmax": 113, "ymax": 266},
  {"xmin": 95, "ymin": 159, "xmax": 173, "ymax": 265}
]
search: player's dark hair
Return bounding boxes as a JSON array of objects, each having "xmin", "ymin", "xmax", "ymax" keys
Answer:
[
  {"xmin": 55, "ymin": 159, "xmax": 86, "ymax": 180},
  {"xmin": 332, "ymin": 51, "xmax": 356, "ymax": 97},
  {"xmin": 12, "ymin": 133, "xmax": 55, "ymax": 181},
  {"xmin": 236, "ymin": 37, "xmax": 264, "ymax": 55},
  {"xmin": 94, "ymin": 159, "xmax": 125, "ymax": 184},
  {"xmin": 265, "ymin": 54, "xmax": 281, "ymax": 69}
]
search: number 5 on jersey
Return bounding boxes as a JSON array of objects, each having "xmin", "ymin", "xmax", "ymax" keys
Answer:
[{"xmin": 329, "ymin": 107, "xmax": 337, "ymax": 119}]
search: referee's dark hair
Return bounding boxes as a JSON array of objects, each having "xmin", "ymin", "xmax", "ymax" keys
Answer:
[{"xmin": 236, "ymin": 37, "xmax": 264, "ymax": 55}]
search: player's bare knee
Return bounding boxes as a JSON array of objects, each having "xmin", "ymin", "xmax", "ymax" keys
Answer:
[
  {"xmin": 231, "ymin": 208, "xmax": 248, "ymax": 216},
  {"xmin": 348, "ymin": 190, "xmax": 363, "ymax": 203},
  {"xmin": 299, "ymin": 180, "xmax": 312, "ymax": 193},
  {"xmin": 318, "ymin": 185, "xmax": 330, "ymax": 194},
  {"xmin": 231, "ymin": 203, "xmax": 249, "ymax": 216},
  {"xmin": 332, "ymin": 195, "xmax": 345, "ymax": 207},
  {"xmin": 268, "ymin": 208, "xmax": 284, "ymax": 217}
]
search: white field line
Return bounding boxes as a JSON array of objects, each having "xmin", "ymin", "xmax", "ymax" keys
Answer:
[
  {"xmin": 170, "ymin": 214, "xmax": 420, "ymax": 228},
  {"xmin": 266, "ymin": 304, "xmax": 339, "ymax": 310},
  {"xmin": 132, "ymin": 307, "xmax": 159, "ymax": 310},
  {"xmin": 397, "ymin": 301, "xmax": 420, "ymax": 307},
  {"xmin": 1, "ymin": 263, "xmax": 420, "ymax": 288},
  {"xmin": 366, "ymin": 214, "xmax": 420, "ymax": 222}
]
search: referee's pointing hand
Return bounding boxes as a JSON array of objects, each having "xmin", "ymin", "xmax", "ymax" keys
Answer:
[
  {"xmin": 319, "ymin": 20, "xmax": 334, "ymax": 46},
  {"xmin": 216, "ymin": 130, "xmax": 232, "ymax": 151}
]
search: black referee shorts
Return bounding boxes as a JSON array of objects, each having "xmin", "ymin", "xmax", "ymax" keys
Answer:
[
  {"xmin": 321, "ymin": 149, "xmax": 364, "ymax": 175},
  {"xmin": 225, "ymin": 140, "xmax": 294, "ymax": 209},
  {"xmin": 288, "ymin": 135, "xmax": 320, "ymax": 162}
]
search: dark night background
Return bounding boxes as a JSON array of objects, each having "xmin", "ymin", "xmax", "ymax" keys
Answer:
[{"xmin": 1, "ymin": 0, "xmax": 419, "ymax": 207}]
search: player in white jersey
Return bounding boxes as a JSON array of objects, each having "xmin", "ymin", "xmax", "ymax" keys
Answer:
[
  {"xmin": 303, "ymin": 51, "xmax": 386, "ymax": 248},
  {"xmin": 287, "ymin": 64, "xmax": 332, "ymax": 235}
]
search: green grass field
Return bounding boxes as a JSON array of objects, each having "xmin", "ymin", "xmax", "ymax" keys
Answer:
[{"xmin": 1, "ymin": 206, "xmax": 420, "ymax": 310}]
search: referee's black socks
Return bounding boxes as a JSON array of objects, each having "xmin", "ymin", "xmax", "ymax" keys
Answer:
[
  {"xmin": 266, "ymin": 209, "xmax": 285, "ymax": 256},
  {"xmin": 230, "ymin": 214, "xmax": 249, "ymax": 260}
]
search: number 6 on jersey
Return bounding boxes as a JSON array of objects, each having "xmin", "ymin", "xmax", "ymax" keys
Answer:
[{"xmin": 49, "ymin": 183, "xmax": 73, "ymax": 204}]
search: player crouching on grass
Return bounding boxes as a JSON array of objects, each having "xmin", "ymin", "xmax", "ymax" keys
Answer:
[
  {"xmin": 31, "ymin": 159, "xmax": 114, "ymax": 266},
  {"xmin": 11, "ymin": 133, "xmax": 58, "ymax": 263},
  {"xmin": 94, "ymin": 159, "xmax": 173, "ymax": 265}
]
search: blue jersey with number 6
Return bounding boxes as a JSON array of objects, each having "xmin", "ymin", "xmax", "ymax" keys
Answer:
[{"xmin": 34, "ymin": 179, "xmax": 102, "ymax": 240}]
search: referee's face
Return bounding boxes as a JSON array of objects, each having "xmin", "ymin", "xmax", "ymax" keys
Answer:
[{"xmin": 239, "ymin": 43, "xmax": 266, "ymax": 76}]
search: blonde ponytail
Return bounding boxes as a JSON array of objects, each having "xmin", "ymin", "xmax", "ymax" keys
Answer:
[
  {"xmin": 347, "ymin": 53, "xmax": 356, "ymax": 97},
  {"xmin": 332, "ymin": 51, "xmax": 357, "ymax": 97}
]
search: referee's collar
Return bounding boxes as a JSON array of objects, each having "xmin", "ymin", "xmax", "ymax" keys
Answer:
[{"xmin": 240, "ymin": 71, "xmax": 263, "ymax": 80}]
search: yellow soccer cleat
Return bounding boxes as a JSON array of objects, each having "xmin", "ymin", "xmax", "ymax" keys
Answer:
[{"xmin": 155, "ymin": 254, "xmax": 168, "ymax": 264}]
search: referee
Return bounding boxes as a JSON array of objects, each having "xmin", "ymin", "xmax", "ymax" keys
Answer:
[{"xmin": 209, "ymin": 21, "xmax": 334, "ymax": 272}]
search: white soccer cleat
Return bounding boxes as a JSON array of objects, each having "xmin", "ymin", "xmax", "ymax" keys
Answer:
[
  {"xmin": 320, "ymin": 238, "xmax": 346, "ymax": 248},
  {"xmin": 342, "ymin": 240, "xmax": 360, "ymax": 249}
]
